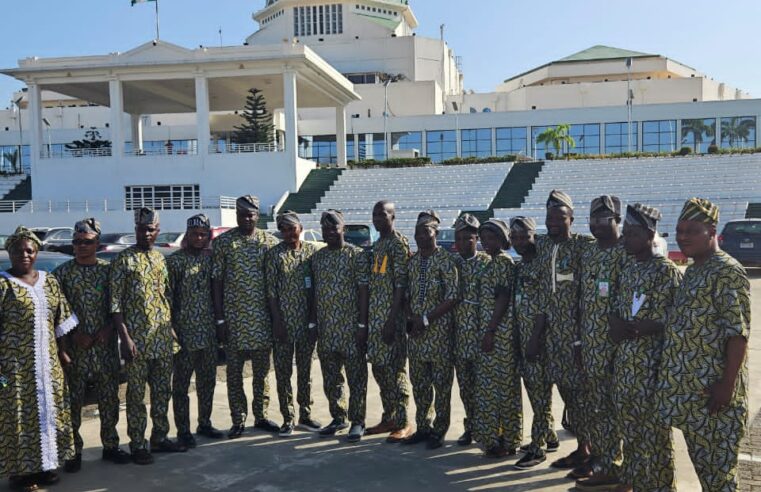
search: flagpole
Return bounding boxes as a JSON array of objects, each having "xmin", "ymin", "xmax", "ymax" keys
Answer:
[{"xmin": 155, "ymin": 0, "xmax": 161, "ymax": 41}]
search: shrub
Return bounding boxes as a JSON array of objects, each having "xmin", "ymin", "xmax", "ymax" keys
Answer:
[
  {"xmin": 707, "ymin": 143, "xmax": 719, "ymax": 154},
  {"xmin": 441, "ymin": 155, "xmax": 518, "ymax": 165},
  {"xmin": 347, "ymin": 157, "xmax": 431, "ymax": 169},
  {"xmin": 677, "ymin": 146, "xmax": 693, "ymax": 156}
]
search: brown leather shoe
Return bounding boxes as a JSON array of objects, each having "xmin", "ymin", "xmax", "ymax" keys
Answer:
[
  {"xmin": 365, "ymin": 420, "xmax": 397, "ymax": 436},
  {"xmin": 386, "ymin": 424, "xmax": 413, "ymax": 443}
]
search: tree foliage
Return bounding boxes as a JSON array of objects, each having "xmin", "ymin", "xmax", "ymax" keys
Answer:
[
  {"xmin": 232, "ymin": 88, "xmax": 275, "ymax": 144},
  {"xmin": 536, "ymin": 124, "xmax": 576, "ymax": 159}
]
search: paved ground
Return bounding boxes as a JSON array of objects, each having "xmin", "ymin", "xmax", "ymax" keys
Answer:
[{"xmin": 4, "ymin": 272, "xmax": 761, "ymax": 491}]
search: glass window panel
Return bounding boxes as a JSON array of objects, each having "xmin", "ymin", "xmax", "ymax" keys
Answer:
[
  {"xmin": 426, "ymin": 130, "xmax": 456, "ymax": 162},
  {"xmin": 721, "ymin": 116, "xmax": 756, "ymax": 149},
  {"xmin": 605, "ymin": 122, "xmax": 638, "ymax": 153},
  {"xmin": 681, "ymin": 118, "xmax": 716, "ymax": 153},
  {"xmin": 643, "ymin": 120, "xmax": 676, "ymax": 153}
]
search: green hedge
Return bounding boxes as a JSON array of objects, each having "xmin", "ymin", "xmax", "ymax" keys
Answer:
[
  {"xmin": 441, "ymin": 155, "xmax": 520, "ymax": 165},
  {"xmin": 347, "ymin": 157, "xmax": 432, "ymax": 169},
  {"xmin": 562, "ymin": 146, "xmax": 761, "ymax": 160}
]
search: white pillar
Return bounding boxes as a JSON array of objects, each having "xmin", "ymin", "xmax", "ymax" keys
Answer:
[
  {"xmin": 491, "ymin": 127, "xmax": 497, "ymax": 157},
  {"xmin": 366, "ymin": 133, "xmax": 374, "ymax": 160},
  {"xmin": 336, "ymin": 106, "xmax": 347, "ymax": 167},
  {"xmin": 195, "ymin": 76, "xmax": 210, "ymax": 156},
  {"xmin": 130, "ymin": 115, "xmax": 144, "ymax": 153},
  {"xmin": 109, "ymin": 79, "xmax": 125, "ymax": 158},
  {"xmin": 283, "ymin": 70, "xmax": 299, "ymax": 189},
  {"xmin": 352, "ymin": 133, "xmax": 359, "ymax": 162},
  {"xmin": 27, "ymin": 83, "xmax": 43, "ymax": 166}
]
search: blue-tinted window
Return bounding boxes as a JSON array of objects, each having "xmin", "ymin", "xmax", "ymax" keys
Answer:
[
  {"xmin": 605, "ymin": 122, "xmax": 639, "ymax": 153},
  {"xmin": 356, "ymin": 133, "xmax": 386, "ymax": 161},
  {"xmin": 681, "ymin": 118, "xmax": 716, "ymax": 153},
  {"xmin": 642, "ymin": 120, "xmax": 677, "ymax": 153},
  {"xmin": 390, "ymin": 131, "xmax": 422, "ymax": 157},
  {"xmin": 0, "ymin": 144, "xmax": 30, "ymax": 174},
  {"xmin": 721, "ymin": 116, "xmax": 756, "ymax": 149},
  {"xmin": 299, "ymin": 135, "xmax": 337, "ymax": 164},
  {"xmin": 531, "ymin": 126, "xmax": 552, "ymax": 159},
  {"xmin": 569, "ymin": 124, "xmax": 600, "ymax": 155},
  {"xmin": 426, "ymin": 130, "xmax": 457, "ymax": 163},
  {"xmin": 461, "ymin": 128, "xmax": 492, "ymax": 158},
  {"xmin": 496, "ymin": 127, "xmax": 528, "ymax": 157}
]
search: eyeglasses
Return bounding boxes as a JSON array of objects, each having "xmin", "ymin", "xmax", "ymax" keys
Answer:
[{"xmin": 72, "ymin": 239, "xmax": 97, "ymax": 246}]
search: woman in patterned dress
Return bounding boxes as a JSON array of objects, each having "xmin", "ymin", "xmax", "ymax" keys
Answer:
[{"xmin": 0, "ymin": 227, "xmax": 77, "ymax": 491}]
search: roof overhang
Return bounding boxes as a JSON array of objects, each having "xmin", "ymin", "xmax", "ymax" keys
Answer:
[{"xmin": 1, "ymin": 40, "xmax": 361, "ymax": 114}]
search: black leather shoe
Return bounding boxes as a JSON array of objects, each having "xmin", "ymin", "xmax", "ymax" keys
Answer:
[
  {"xmin": 196, "ymin": 425, "xmax": 224, "ymax": 439},
  {"xmin": 150, "ymin": 438, "xmax": 188, "ymax": 453},
  {"xmin": 401, "ymin": 431, "xmax": 430, "ymax": 445},
  {"xmin": 253, "ymin": 419, "xmax": 280, "ymax": 433},
  {"xmin": 457, "ymin": 430, "xmax": 472, "ymax": 446},
  {"xmin": 131, "ymin": 449, "xmax": 154, "ymax": 465},
  {"xmin": 228, "ymin": 424, "xmax": 245, "ymax": 439},
  {"xmin": 64, "ymin": 454, "xmax": 81, "ymax": 473},
  {"xmin": 102, "ymin": 447, "xmax": 131, "ymax": 464},
  {"xmin": 426, "ymin": 436, "xmax": 444, "ymax": 450},
  {"xmin": 177, "ymin": 433, "xmax": 197, "ymax": 449}
]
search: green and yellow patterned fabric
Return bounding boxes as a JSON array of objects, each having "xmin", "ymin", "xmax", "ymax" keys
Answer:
[{"xmin": 166, "ymin": 249, "xmax": 215, "ymax": 351}]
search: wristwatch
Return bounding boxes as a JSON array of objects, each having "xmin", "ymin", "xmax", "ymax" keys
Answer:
[{"xmin": 422, "ymin": 315, "xmax": 430, "ymax": 327}]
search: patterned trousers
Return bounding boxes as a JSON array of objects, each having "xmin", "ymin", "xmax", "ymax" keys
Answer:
[
  {"xmin": 678, "ymin": 405, "xmax": 746, "ymax": 492},
  {"xmin": 584, "ymin": 366, "xmax": 622, "ymax": 475},
  {"xmin": 520, "ymin": 359, "xmax": 557, "ymax": 451},
  {"xmin": 408, "ymin": 358, "xmax": 454, "ymax": 439},
  {"xmin": 125, "ymin": 355, "xmax": 172, "ymax": 451},
  {"xmin": 172, "ymin": 347, "xmax": 217, "ymax": 435},
  {"xmin": 455, "ymin": 357, "xmax": 478, "ymax": 433},
  {"xmin": 226, "ymin": 348, "xmax": 272, "ymax": 426},
  {"xmin": 371, "ymin": 353, "xmax": 410, "ymax": 428},
  {"xmin": 474, "ymin": 348, "xmax": 523, "ymax": 450},
  {"xmin": 66, "ymin": 363, "xmax": 120, "ymax": 453},
  {"xmin": 319, "ymin": 348, "xmax": 368, "ymax": 424},
  {"xmin": 273, "ymin": 333, "xmax": 316, "ymax": 423},
  {"xmin": 614, "ymin": 388, "xmax": 676, "ymax": 492}
]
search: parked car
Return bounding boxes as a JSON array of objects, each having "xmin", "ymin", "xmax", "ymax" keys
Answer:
[
  {"xmin": 0, "ymin": 250, "xmax": 73, "ymax": 272},
  {"xmin": 30, "ymin": 227, "xmax": 74, "ymax": 252},
  {"xmin": 345, "ymin": 224, "xmax": 378, "ymax": 252},
  {"xmin": 0, "ymin": 233, "xmax": 8, "ymax": 250},
  {"xmin": 719, "ymin": 219, "xmax": 761, "ymax": 267},
  {"xmin": 156, "ymin": 232, "xmax": 185, "ymax": 248},
  {"xmin": 98, "ymin": 233, "xmax": 137, "ymax": 252},
  {"xmin": 96, "ymin": 245, "xmax": 179, "ymax": 262}
]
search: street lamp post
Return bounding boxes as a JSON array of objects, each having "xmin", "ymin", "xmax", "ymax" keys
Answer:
[
  {"xmin": 626, "ymin": 57, "xmax": 633, "ymax": 152},
  {"xmin": 13, "ymin": 96, "xmax": 23, "ymax": 174}
]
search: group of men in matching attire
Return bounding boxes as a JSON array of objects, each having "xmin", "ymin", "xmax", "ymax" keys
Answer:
[{"xmin": 51, "ymin": 189, "xmax": 749, "ymax": 492}]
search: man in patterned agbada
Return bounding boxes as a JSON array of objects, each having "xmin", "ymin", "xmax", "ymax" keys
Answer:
[
  {"xmin": 213, "ymin": 195, "xmax": 280, "ymax": 439},
  {"xmin": 610, "ymin": 203, "xmax": 681, "ymax": 492},
  {"xmin": 657, "ymin": 198, "xmax": 750, "ymax": 491},
  {"xmin": 168, "ymin": 214, "xmax": 225, "ymax": 449},
  {"xmin": 54, "ymin": 218, "xmax": 130, "ymax": 473},
  {"xmin": 365, "ymin": 200, "xmax": 413, "ymax": 442},
  {"xmin": 402, "ymin": 210, "xmax": 459, "ymax": 450},
  {"xmin": 112, "ymin": 207, "xmax": 187, "ymax": 464},
  {"xmin": 312, "ymin": 209, "xmax": 369, "ymax": 442},
  {"xmin": 0, "ymin": 227, "xmax": 77, "ymax": 491},
  {"xmin": 267, "ymin": 210, "xmax": 322, "ymax": 436},
  {"xmin": 451, "ymin": 213, "xmax": 490, "ymax": 447}
]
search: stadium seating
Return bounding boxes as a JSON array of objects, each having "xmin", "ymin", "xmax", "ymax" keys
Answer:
[
  {"xmin": 493, "ymin": 154, "xmax": 761, "ymax": 249},
  {"xmin": 0, "ymin": 175, "xmax": 27, "ymax": 200}
]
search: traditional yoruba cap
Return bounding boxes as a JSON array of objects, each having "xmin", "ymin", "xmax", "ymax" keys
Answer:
[
  {"xmin": 4, "ymin": 225, "xmax": 42, "ymax": 251},
  {"xmin": 679, "ymin": 197, "xmax": 720, "ymax": 225},
  {"xmin": 134, "ymin": 207, "xmax": 159, "ymax": 226},
  {"xmin": 187, "ymin": 213, "xmax": 210, "ymax": 229},
  {"xmin": 236, "ymin": 195, "xmax": 260, "ymax": 213},
  {"xmin": 509, "ymin": 216, "xmax": 537, "ymax": 233},
  {"xmin": 417, "ymin": 210, "xmax": 441, "ymax": 229},
  {"xmin": 320, "ymin": 209, "xmax": 345, "ymax": 228},
  {"xmin": 590, "ymin": 195, "xmax": 621, "ymax": 217},
  {"xmin": 546, "ymin": 189, "xmax": 574, "ymax": 210},
  {"xmin": 479, "ymin": 218, "xmax": 510, "ymax": 247},
  {"xmin": 454, "ymin": 213, "xmax": 480, "ymax": 233},
  {"xmin": 276, "ymin": 210, "xmax": 301, "ymax": 229},
  {"xmin": 625, "ymin": 203, "xmax": 662, "ymax": 232},
  {"xmin": 74, "ymin": 218, "xmax": 101, "ymax": 236}
]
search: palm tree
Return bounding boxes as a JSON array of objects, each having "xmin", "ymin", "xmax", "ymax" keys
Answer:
[
  {"xmin": 2, "ymin": 150, "xmax": 19, "ymax": 174},
  {"xmin": 536, "ymin": 124, "xmax": 576, "ymax": 160},
  {"xmin": 681, "ymin": 119, "xmax": 715, "ymax": 153},
  {"xmin": 721, "ymin": 117, "xmax": 755, "ymax": 148}
]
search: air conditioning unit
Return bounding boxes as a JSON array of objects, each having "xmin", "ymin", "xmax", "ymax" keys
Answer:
[{"xmin": 389, "ymin": 149, "xmax": 420, "ymax": 159}]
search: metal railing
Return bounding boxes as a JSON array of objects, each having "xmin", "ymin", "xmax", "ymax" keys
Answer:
[
  {"xmin": 41, "ymin": 148, "xmax": 113, "ymax": 159},
  {"xmin": 209, "ymin": 142, "xmax": 283, "ymax": 154},
  {"xmin": 0, "ymin": 196, "xmax": 239, "ymax": 214},
  {"xmin": 127, "ymin": 147, "xmax": 198, "ymax": 157}
]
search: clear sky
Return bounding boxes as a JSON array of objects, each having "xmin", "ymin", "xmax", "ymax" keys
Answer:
[{"xmin": 0, "ymin": 0, "xmax": 759, "ymax": 106}]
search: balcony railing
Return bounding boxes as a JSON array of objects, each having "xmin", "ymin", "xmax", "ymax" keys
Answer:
[
  {"xmin": 209, "ymin": 142, "xmax": 283, "ymax": 154},
  {"xmin": 128, "ymin": 147, "xmax": 198, "ymax": 157},
  {"xmin": 41, "ymin": 148, "xmax": 113, "ymax": 159},
  {"xmin": 0, "ymin": 196, "xmax": 239, "ymax": 214}
]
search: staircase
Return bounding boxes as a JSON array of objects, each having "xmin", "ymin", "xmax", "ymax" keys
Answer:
[
  {"xmin": 489, "ymin": 161, "xmax": 544, "ymax": 209},
  {"xmin": 279, "ymin": 168, "xmax": 343, "ymax": 214},
  {"xmin": 0, "ymin": 175, "xmax": 31, "ymax": 212},
  {"xmin": 746, "ymin": 203, "xmax": 761, "ymax": 219}
]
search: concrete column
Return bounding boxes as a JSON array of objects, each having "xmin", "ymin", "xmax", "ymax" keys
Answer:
[
  {"xmin": 715, "ymin": 117, "xmax": 721, "ymax": 148},
  {"xmin": 109, "ymin": 79, "xmax": 125, "ymax": 158},
  {"xmin": 335, "ymin": 106, "xmax": 347, "ymax": 167},
  {"xmin": 352, "ymin": 133, "xmax": 359, "ymax": 162},
  {"xmin": 637, "ymin": 121, "xmax": 643, "ymax": 152},
  {"xmin": 27, "ymin": 83, "xmax": 43, "ymax": 166},
  {"xmin": 283, "ymin": 70, "xmax": 299, "ymax": 191},
  {"xmin": 130, "ymin": 114, "xmax": 144, "ymax": 153},
  {"xmin": 195, "ymin": 76, "xmax": 210, "ymax": 156},
  {"xmin": 421, "ymin": 130, "xmax": 427, "ymax": 158},
  {"xmin": 491, "ymin": 127, "xmax": 497, "ymax": 157},
  {"xmin": 366, "ymin": 133, "xmax": 374, "ymax": 160},
  {"xmin": 600, "ymin": 122, "xmax": 607, "ymax": 154}
]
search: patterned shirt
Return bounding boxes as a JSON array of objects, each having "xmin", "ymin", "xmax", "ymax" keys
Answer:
[
  {"xmin": 266, "ymin": 241, "xmax": 320, "ymax": 336},
  {"xmin": 166, "ymin": 249, "xmax": 215, "ymax": 352},
  {"xmin": 579, "ymin": 241, "xmax": 629, "ymax": 375},
  {"xmin": 614, "ymin": 256, "xmax": 682, "ymax": 400},
  {"xmin": 657, "ymin": 250, "xmax": 751, "ymax": 425},
  {"xmin": 53, "ymin": 259, "xmax": 118, "ymax": 375},
  {"xmin": 110, "ymin": 246, "xmax": 173, "ymax": 359},
  {"xmin": 535, "ymin": 233, "xmax": 596, "ymax": 378},
  {"xmin": 407, "ymin": 246, "xmax": 459, "ymax": 362},
  {"xmin": 478, "ymin": 252, "xmax": 514, "ymax": 349},
  {"xmin": 454, "ymin": 252, "xmax": 492, "ymax": 361},
  {"xmin": 368, "ymin": 230, "xmax": 410, "ymax": 364},
  {"xmin": 513, "ymin": 256, "xmax": 545, "ymax": 359},
  {"xmin": 312, "ymin": 244, "xmax": 369, "ymax": 353},
  {"xmin": 212, "ymin": 227, "xmax": 278, "ymax": 351}
]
